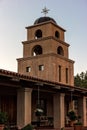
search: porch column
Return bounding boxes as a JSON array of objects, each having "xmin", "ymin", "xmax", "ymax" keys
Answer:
[
  {"xmin": 17, "ymin": 88, "xmax": 32, "ymax": 128},
  {"xmin": 53, "ymin": 93, "xmax": 65, "ymax": 129},
  {"xmin": 78, "ymin": 96, "xmax": 87, "ymax": 126}
]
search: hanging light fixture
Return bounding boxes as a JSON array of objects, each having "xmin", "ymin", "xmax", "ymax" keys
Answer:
[
  {"xmin": 35, "ymin": 82, "xmax": 43, "ymax": 109},
  {"xmin": 70, "ymin": 88, "xmax": 74, "ymax": 109},
  {"xmin": 35, "ymin": 82, "xmax": 43, "ymax": 122}
]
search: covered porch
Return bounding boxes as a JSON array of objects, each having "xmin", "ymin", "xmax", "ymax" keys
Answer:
[
  {"xmin": 15, "ymin": 86, "xmax": 87, "ymax": 130},
  {"xmin": 0, "ymin": 69, "xmax": 87, "ymax": 129}
]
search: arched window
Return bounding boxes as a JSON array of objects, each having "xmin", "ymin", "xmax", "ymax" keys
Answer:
[
  {"xmin": 32, "ymin": 45, "xmax": 42, "ymax": 56},
  {"xmin": 55, "ymin": 31, "xmax": 60, "ymax": 38},
  {"xmin": 35, "ymin": 29, "xmax": 42, "ymax": 39},
  {"xmin": 57, "ymin": 46, "xmax": 64, "ymax": 56}
]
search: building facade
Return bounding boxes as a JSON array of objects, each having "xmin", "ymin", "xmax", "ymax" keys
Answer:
[
  {"xmin": 17, "ymin": 15, "xmax": 87, "ymax": 128},
  {"xmin": 0, "ymin": 14, "xmax": 87, "ymax": 130}
]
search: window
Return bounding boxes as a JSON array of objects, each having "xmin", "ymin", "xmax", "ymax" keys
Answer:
[
  {"xmin": 35, "ymin": 29, "xmax": 42, "ymax": 39},
  {"xmin": 59, "ymin": 65, "xmax": 61, "ymax": 82},
  {"xmin": 55, "ymin": 31, "xmax": 60, "ymax": 38},
  {"xmin": 57, "ymin": 46, "xmax": 64, "ymax": 56},
  {"xmin": 66, "ymin": 68, "xmax": 68, "ymax": 83},
  {"xmin": 26, "ymin": 66, "xmax": 31, "ymax": 72},
  {"xmin": 32, "ymin": 45, "xmax": 42, "ymax": 56},
  {"xmin": 39, "ymin": 65, "xmax": 44, "ymax": 71}
]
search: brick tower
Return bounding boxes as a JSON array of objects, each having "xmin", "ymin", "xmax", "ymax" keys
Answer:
[{"xmin": 17, "ymin": 10, "xmax": 74, "ymax": 86}]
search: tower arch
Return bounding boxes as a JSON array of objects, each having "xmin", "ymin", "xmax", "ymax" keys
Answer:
[
  {"xmin": 57, "ymin": 46, "xmax": 64, "ymax": 56},
  {"xmin": 32, "ymin": 45, "xmax": 42, "ymax": 56},
  {"xmin": 35, "ymin": 29, "xmax": 42, "ymax": 39},
  {"xmin": 55, "ymin": 31, "xmax": 60, "ymax": 38}
]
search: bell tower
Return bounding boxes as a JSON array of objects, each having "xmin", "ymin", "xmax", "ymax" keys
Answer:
[{"xmin": 17, "ymin": 10, "xmax": 74, "ymax": 86}]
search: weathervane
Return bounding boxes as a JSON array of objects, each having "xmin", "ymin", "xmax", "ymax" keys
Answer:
[{"xmin": 41, "ymin": 7, "xmax": 50, "ymax": 16}]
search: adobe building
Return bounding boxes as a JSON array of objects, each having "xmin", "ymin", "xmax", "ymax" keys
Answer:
[{"xmin": 0, "ymin": 9, "xmax": 87, "ymax": 129}]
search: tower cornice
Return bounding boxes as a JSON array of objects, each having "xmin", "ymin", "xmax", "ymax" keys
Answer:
[
  {"xmin": 26, "ymin": 20, "xmax": 66, "ymax": 32},
  {"xmin": 17, "ymin": 53, "xmax": 74, "ymax": 64},
  {"xmin": 22, "ymin": 36, "xmax": 69, "ymax": 47}
]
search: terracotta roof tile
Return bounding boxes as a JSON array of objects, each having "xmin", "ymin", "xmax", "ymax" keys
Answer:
[{"xmin": 0, "ymin": 69, "xmax": 87, "ymax": 93}]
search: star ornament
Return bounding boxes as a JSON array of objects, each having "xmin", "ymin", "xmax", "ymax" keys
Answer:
[{"xmin": 41, "ymin": 7, "xmax": 50, "ymax": 16}]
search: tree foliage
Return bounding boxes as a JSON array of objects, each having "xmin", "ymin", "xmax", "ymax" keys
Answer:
[{"xmin": 74, "ymin": 71, "xmax": 87, "ymax": 88}]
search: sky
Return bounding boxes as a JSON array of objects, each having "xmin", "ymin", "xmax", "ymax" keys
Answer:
[{"xmin": 0, "ymin": 0, "xmax": 87, "ymax": 76}]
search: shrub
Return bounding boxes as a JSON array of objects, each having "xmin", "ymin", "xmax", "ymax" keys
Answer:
[
  {"xmin": 0, "ymin": 112, "xmax": 8, "ymax": 124},
  {"xmin": 21, "ymin": 124, "xmax": 33, "ymax": 130},
  {"xmin": 67, "ymin": 110, "xmax": 77, "ymax": 121}
]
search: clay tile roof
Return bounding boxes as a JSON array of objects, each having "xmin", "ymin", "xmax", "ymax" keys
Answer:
[{"xmin": 0, "ymin": 69, "xmax": 87, "ymax": 93}]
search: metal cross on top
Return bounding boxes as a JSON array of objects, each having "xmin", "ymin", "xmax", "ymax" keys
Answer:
[{"xmin": 41, "ymin": 7, "xmax": 50, "ymax": 16}]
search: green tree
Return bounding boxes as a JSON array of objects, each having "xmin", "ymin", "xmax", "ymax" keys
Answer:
[
  {"xmin": 74, "ymin": 74, "xmax": 81, "ymax": 87},
  {"xmin": 74, "ymin": 71, "xmax": 87, "ymax": 88}
]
